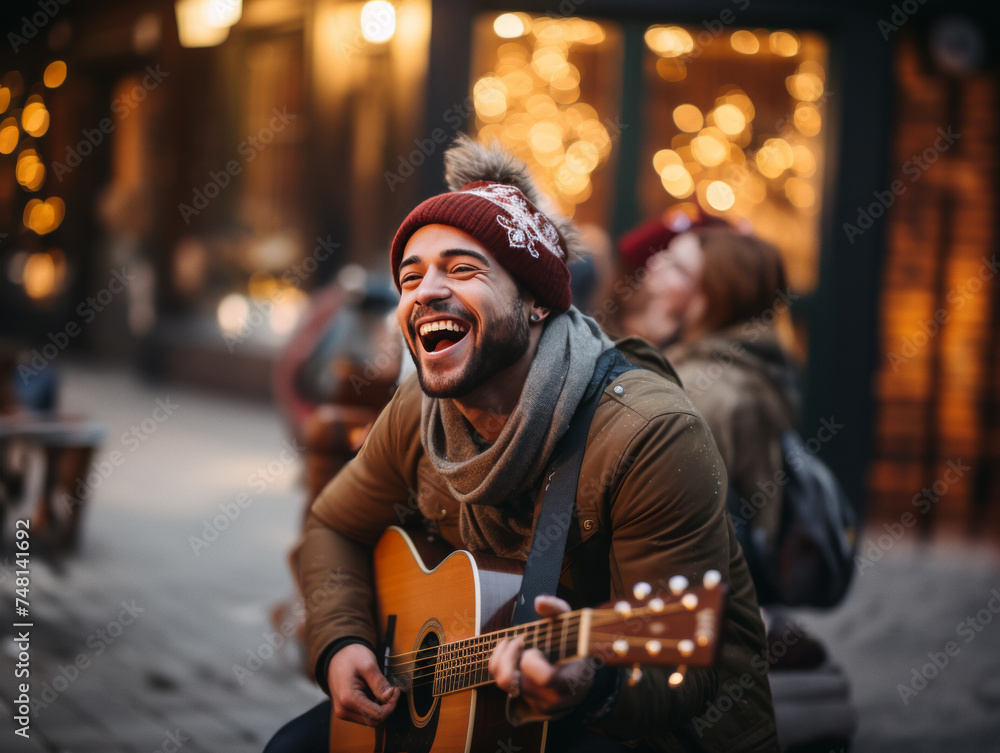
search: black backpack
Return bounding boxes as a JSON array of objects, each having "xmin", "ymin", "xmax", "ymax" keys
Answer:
[{"xmin": 728, "ymin": 429, "xmax": 858, "ymax": 609}]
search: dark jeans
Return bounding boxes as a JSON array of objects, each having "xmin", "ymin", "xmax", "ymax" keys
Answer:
[{"xmin": 264, "ymin": 700, "xmax": 637, "ymax": 753}]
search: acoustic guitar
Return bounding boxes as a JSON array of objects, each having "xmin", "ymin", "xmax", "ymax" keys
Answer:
[{"xmin": 329, "ymin": 526, "xmax": 726, "ymax": 753}]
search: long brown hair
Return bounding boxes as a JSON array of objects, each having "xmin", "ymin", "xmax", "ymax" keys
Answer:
[{"xmin": 691, "ymin": 227, "xmax": 787, "ymax": 333}]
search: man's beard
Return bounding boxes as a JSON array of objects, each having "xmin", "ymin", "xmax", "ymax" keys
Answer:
[{"xmin": 407, "ymin": 295, "xmax": 531, "ymax": 399}]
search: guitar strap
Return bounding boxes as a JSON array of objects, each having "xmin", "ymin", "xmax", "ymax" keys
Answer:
[{"xmin": 511, "ymin": 346, "xmax": 640, "ymax": 625}]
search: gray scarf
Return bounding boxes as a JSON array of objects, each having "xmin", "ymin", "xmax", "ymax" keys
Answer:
[{"xmin": 420, "ymin": 307, "xmax": 613, "ymax": 558}]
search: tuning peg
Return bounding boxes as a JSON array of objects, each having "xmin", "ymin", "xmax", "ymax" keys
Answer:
[
  {"xmin": 668, "ymin": 575, "xmax": 689, "ymax": 596},
  {"xmin": 648, "ymin": 597, "xmax": 665, "ymax": 612},
  {"xmin": 703, "ymin": 570, "xmax": 721, "ymax": 589},
  {"xmin": 613, "ymin": 639, "xmax": 629, "ymax": 657},
  {"xmin": 632, "ymin": 581, "xmax": 652, "ymax": 600},
  {"xmin": 668, "ymin": 665, "xmax": 687, "ymax": 686},
  {"xmin": 614, "ymin": 600, "xmax": 632, "ymax": 617},
  {"xmin": 645, "ymin": 639, "xmax": 662, "ymax": 656},
  {"xmin": 628, "ymin": 664, "xmax": 643, "ymax": 686},
  {"xmin": 681, "ymin": 593, "xmax": 699, "ymax": 610},
  {"xmin": 678, "ymin": 639, "xmax": 694, "ymax": 658}
]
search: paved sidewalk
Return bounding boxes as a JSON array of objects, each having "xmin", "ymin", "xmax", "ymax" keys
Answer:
[
  {"xmin": 1, "ymin": 361, "xmax": 324, "ymax": 752},
  {"xmin": 1, "ymin": 361, "xmax": 999, "ymax": 753}
]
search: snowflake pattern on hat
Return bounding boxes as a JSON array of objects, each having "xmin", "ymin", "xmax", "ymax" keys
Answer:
[{"xmin": 463, "ymin": 183, "xmax": 564, "ymax": 260}]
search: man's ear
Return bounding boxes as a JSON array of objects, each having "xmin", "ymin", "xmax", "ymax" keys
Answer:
[{"xmin": 529, "ymin": 306, "xmax": 550, "ymax": 323}]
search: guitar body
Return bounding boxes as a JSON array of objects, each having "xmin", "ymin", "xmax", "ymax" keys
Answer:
[{"xmin": 330, "ymin": 526, "xmax": 546, "ymax": 753}]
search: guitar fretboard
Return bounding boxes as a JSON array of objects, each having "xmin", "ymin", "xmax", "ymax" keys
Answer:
[{"xmin": 388, "ymin": 610, "xmax": 589, "ymax": 697}]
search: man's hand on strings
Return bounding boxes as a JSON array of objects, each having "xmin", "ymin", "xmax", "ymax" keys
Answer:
[{"xmin": 489, "ymin": 595, "xmax": 597, "ymax": 720}]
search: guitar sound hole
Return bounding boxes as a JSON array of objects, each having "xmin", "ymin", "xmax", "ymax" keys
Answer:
[{"xmin": 412, "ymin": 631, "xmax": 439, "ymax": 719}]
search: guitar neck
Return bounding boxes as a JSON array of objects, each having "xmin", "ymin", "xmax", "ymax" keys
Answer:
[
  {"xmin": 386, "ymin": 579, "xmax": 725, "ymax": 698},
  {"xmin": 391, "ymin": 610, "xmax": 592, "ymax": 697}
]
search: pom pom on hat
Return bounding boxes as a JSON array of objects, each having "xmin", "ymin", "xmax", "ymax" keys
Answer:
[{"xmin": 390, "ymin": 135, "xmax": 579, "ymax": 312}]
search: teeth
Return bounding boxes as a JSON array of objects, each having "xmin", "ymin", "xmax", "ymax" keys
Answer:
[{"xmin": 419, "ymin": 320, "xmax": 468, "ymax": 337}]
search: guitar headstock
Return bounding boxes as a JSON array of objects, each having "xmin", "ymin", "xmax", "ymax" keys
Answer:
[{"xmin": 585, "ymin": 570, "xmax": 727, "ymax": 687}]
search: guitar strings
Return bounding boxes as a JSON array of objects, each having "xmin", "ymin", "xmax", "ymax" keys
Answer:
[{"xmin": 385, "ymin": 605, "xmax": 682, "ymax": 669}]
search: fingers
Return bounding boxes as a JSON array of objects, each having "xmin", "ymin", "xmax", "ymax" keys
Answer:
[
  {"xmin": 534, "ymin": 594, "xmax": 572, "ymax": 617},
  {"xmin": 329, "ymin": 644, "xmax": 400, "ymax": 727},
  {"xmin": 489, "ymin": 635, "xmax": 525, "ymax": 691}
]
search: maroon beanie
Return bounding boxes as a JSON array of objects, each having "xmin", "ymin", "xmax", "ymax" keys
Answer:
[
  {"xmin": 617, "ymin": 208, "xmax": 732, "ymax": 270},
  {"xmin": 390, "ymin": 180, "xmax": 572, "ymax": 312}
]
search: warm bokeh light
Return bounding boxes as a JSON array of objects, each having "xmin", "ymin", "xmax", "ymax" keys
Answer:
[
  {"xmin": 474, "ymin": 76, "xmax": 507, "ymax": 121},
  {"xmin": 23, "ymin": 196, "xmax": 65, "ymax": 234},
  {"xmin": 645, "ymin": 26, "xmax": 694, "ymax": 58},
  {"xmin": 217, "ymin": 293, "xmax": 250, "ymax": 335},
  {"xmin": 794, "ymin": 103, "xmax": 822, "ymax": 136},
  {"xmin": 0, "ymin": 86, "xmax": 10, "ymax": 112},
  {"xmin": 174, "ymin": 0, "xmax": 230, "ymax": 47},
  {"xmin": 769, "ymin": 30, "xmax": 800, "ymax": 57},
  {"xmin": 16, "ymin": 149, "xmax": 46, "ymax": 191},
  {"xmin": 207, "ymin": 0, "xmax": 242, "ymax": 27},
  {"xmin": 43, "ymin": 61, "xmax": 67, "ymax": 88},
  {"xmin": 786, "ymin": 72, "xmax": 824, "ymax": 101},
  {"xmin": 22, "ymin": 101, "xmax": 50, "ymax": 138},
  {"xmin": 785, "ymin": 176, "xmax": 815, "ymax": 208},
  {"xmin": 494, "ymin": 13, "xmax": 526, "ymax": 39},
  {"xmin": 706, "ymin": 180, "xmax": 735, "ymax": 211},
  {"xmin": 712, "ymin": 103, "xmax": 746, "ymax": 135},
  {"xmin": 672, "ymin": 104, "xmax": 703, "ymax": 132},
  {"xmin": 691, "ymin": 128, "xmax": 728, "ymax": 167},
  {"xmin": 656, "ymin": 57, "xmax": 687, "ymax": 82},
  {"xmin": 653, "ymin": 148, "xmax": 683, "ymax": 174},
  {"xmin": 730, "ymin": 30, "xmax": 759, "ymax": 55},
  {"xmin": 661, "ymin": 166, "xmax": 694, "ymax": 198},
  {"xmin": 23, "ymin": 251, "xmax": 58, "ymax": 299},
  {"xmin": 361, "ymin": 1, "xmax": 396, "ymax": 43},
  {"xmin": 0, "ymin": 116, "xmax": 18, "ymax": 154},
  {"xmin": 792, "ymin": 144, "xmax": 817, "ymax": 176},
  {"xmin": 269, "ymin": 292, "xmax": 308, "ymax": 336}
]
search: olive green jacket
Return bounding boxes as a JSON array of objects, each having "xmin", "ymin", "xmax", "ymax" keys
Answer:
[{"xmin": 298, "ymin": 337, "xmax": 778, "ymax": 751}]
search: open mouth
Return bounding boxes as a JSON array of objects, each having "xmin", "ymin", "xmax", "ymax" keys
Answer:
[{"xmin": 417, "ymin": 318, "xmax": 470, "ymax": 353}]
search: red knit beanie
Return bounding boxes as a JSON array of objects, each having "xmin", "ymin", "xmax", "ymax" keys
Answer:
[
  {"xmin": 390, "ymin": 180, "xmax": 572, "ymax": 312},
  {"xmin": 617, "ymin": 208, "xmax": 732, "ymax": 270}
]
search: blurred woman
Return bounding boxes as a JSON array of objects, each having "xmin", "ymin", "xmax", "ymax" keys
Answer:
[{"xmin": 647, "ymin": 226, "xmax": 798, "ymax": 559}]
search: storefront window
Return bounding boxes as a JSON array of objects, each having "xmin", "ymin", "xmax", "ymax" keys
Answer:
[
  {"xmin": 469, "ymin": 13, "xmax": 623, "ymax": 226},
  {"xmin": 639, "ymin": 24, "xmax": 829, "ymax": 295}
]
